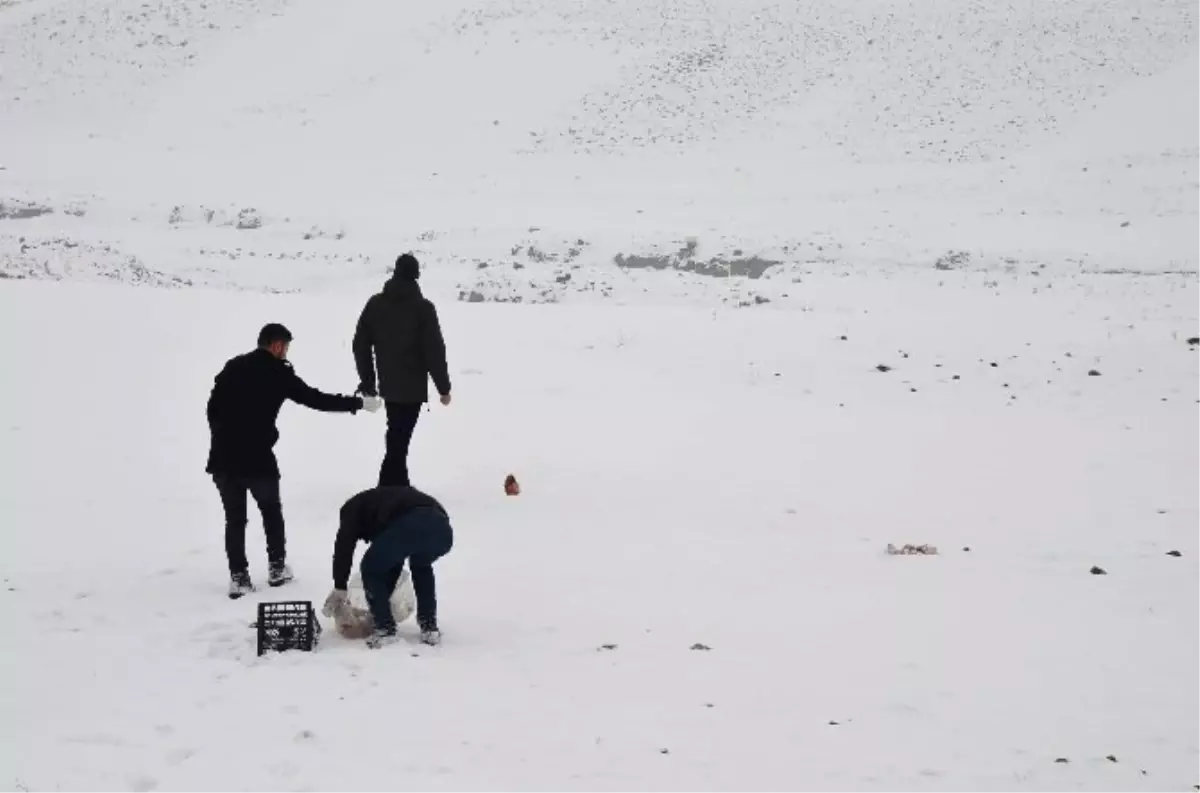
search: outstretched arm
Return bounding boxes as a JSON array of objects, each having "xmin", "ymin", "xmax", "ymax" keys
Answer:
[
  {"xmin": 285, "ymin": 366, "xmax": 362, "ymax": 413},
  {"xmin": 352, "ymin": 301, "xmax": 377, "ymax": 395},
  {"xmin": 420, "ymin": 303, "xmax": 452, "ymax": 397}
]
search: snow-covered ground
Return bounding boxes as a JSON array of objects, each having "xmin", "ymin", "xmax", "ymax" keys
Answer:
[
  {"xmin": 2, "ymin": 274, "xmax": 1198, "ymax": 791},
  {"xmin": 1, "ymin": 0, "xmax": 1198, "ymax": 790}
]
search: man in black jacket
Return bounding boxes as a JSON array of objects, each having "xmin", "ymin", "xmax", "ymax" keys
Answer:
[
  {"xmin": 352, "ymin": 254, "xmax": 452, "ymax": 488},
  {"xmin": 207, "ymin": 323, "xmax": 382, "ymax": 598},
  {"xmin": 322, "ymin": 485, "xmax": 453, "ymax": 648}
]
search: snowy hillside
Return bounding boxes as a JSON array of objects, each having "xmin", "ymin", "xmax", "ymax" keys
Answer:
[
  {"xmin": 1, "ymin": 0, "xmax": 1198, "ymax": 790},
  {"xmin": 2, "ymin": 0, "xmax": 1197, "ymax": 293}
]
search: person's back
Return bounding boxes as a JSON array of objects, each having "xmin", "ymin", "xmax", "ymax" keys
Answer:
[
  {"xmin": 358, "ymin": 277, "xmax": 442, "ymax": 403},
  {"xmin": 206, "ymin": 349, "xmax": 295, "ymax": 476}
]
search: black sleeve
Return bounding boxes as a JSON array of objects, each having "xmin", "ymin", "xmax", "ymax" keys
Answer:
[
  {"xmin": 206, "ymin": 366, "xmax": 230, "ymax": 426},
  {"xmin": 332, "ymin": 499, "xmax": 361, "ymax": 590},
  {"xmin": 420, "ymin": 301, "xmax": 452, "ymax": 397},
  {"xmin": 351, "ymin": 300, "xmax": 376, "ymax": 394},
  {"xmin": 284, "ymin": 366, "xmax": 362, "ymax": 413},
  {"xmin": 410, "ymin": 559, "xmax": 437, "ymax": 623}
]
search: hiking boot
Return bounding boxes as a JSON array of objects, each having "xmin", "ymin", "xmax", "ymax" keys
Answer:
[
  {"xmin": 267, "ymin": 563, "xmax": 294, "ymax": 588},
  {"xmin": 228, "ymin": 571, "xmax": 255, "ymax": 600},
  {"xmin": 418, "ymin": 616, "xmax": 441, "ymax": 646},
  {"xmin": 366, "ymin": 626, "xmax": 399, "ymax": 649}
]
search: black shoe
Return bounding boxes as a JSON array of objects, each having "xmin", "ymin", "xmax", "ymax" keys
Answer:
[
  {"xmin": 267, "ymin": 563, "xmax": 294, "ymax": 588},
  {"xmin": 418, "ymin": 615, "xmax": 441, "ymax": 646},
  {"xmin": 228, "ymin": 571, "xmax": 255, "ymax": 599},
  {"xmin": 366, "ymin": 626, "xmax": 399, "ymax": 649}
]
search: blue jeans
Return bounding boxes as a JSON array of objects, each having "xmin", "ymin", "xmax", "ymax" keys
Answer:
[{"xmin": 360, "ymin": 506, "xmax": 452, "ymax": 632}]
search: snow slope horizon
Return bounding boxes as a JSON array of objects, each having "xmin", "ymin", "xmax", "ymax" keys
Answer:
[{"xmin": 1, "ymin": 0, "xmax": 1198, "ymax": 290}]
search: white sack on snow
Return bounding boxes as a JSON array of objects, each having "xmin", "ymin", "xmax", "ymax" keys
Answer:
[{"xmin": 332, "ymin": 568, "xmax": 417, "ymax": 638}]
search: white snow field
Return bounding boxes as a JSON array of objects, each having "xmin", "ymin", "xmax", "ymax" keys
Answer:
[{"xmin": 1, "ymin": 0, "xmax": 1198, "ymax": 790}]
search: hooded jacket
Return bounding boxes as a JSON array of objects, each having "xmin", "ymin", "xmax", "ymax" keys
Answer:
[{"xmin": 352, "ymin": 276, "xmax": 451, "ymax": 403}]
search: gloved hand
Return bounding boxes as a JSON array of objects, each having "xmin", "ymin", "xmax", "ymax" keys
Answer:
[
  {"xmin": 360, "ymin": 395, "xmax": 383, "ymax": 414},
  {"xmin": 356, "ymin": 383, "xmax": 377, "ymax": 398},
  {"xmin": 322, "ymin": 588, "xmax": 350, "ymax": 618}
]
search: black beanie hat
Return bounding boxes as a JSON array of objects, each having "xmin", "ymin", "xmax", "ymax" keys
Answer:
[{"xmin": 395, "ymin": 253, "xmax": 420, "ymax": 280}]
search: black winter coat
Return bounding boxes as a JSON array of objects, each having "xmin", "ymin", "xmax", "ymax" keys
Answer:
[
  {"xmin": 352, "ymin": 277, "xmax": 451, "ymax": 403},
  {"xmin": 206, "ymin": 349, "xmax": 361, "ymax": 478},
  {"xmin": 332, "ymin": 486, "xmax": 453, "ymax": 603}
]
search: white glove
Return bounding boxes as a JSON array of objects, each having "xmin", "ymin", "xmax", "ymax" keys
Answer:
[
  {"xmin": 360, "ymin": 396, "xmax": 383, "ymax": 414},
  {"xmin": 322, "ymin": 589, "xmax": 350, "ymax": 617}
]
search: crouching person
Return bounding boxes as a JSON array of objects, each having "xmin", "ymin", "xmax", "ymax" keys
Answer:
[{"xmin": 324, "ymin": 486, "xmax": 453, "ymax": 648}]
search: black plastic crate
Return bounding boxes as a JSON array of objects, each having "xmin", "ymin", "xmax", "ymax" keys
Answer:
[{"xmin": 256, "ymin": 600, "xmax": 322, "ymax": 656}]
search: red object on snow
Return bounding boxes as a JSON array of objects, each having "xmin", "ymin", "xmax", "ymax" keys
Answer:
[{"xmin": 504, "ymin": 474, "xmax": 521, "ymax": 496}]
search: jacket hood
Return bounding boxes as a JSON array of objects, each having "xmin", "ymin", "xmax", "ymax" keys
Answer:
[{"xmin": 382, "ymin": 276, "xmax": 423, "ymax": 302}]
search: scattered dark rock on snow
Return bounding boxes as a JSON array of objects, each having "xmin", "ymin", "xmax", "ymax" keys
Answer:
[
  {"xmin": 1186, "ymin": 337, "xmax": 1199, "ymax": 346},
  {"xmin": 1088, "ymin": 369, "xmax": 1102, "ymax": 376},
  {"xmin": 0, "ymin": 200, "xmax": 54, "ymax": 220},
  {"xmin": 1090, "ymin": 566, "xmax": 1108, "ymax": 575},
  {"xmin": 876, "ymin": 364, "xmax": 892, "ymax": 373},
  {"xmin": 828, "ymin": 720, "xmax": 840, "ymax": 726},
  {"xmin": 1054, "ymin": 757, "xmax": 1070, "ymax": 764},
  {"xmin": 839, "ymin": 335, "xmax": 848, "ymax": 341},
  {"xmin": 1106, "ymin": 755, "xmax": 1118, "ymax": 763},
  {"xmin": 934, "ymin": 250, "xmax": 970, "ymax": 270},
  {"xmin": 1166, "ymin": 550, "xmax": 1182, "ymax": 557},
  {"xmin": 690, "ymin": 643, "xmax": 712, "ymax": 651},
  {"xmin": 614, "ymin": 250, "xmax": 779, "ymax": 279},
  {"xmin": 990, "ymin": 362, "xmax": 998, "ymax": 368},
  {"xmin": 598, "ymin": 644, "xmax": 618, "ymax": 651},
  {"xmin": 704, "ymin": 703, "xmax": 714, "ymax": 709},
  {"xmin": 235, "ymin": 208, "xmax": 262, "ymax": 230},
  {"xmin": 1120, "ymin": 221, "xmax": 1131, "ymax": 228},
  {"xmin": 660, "ymin": 748, "xmax": 670, "ymax": 755},
  {"xmin": 952, "ymin": 375, "xmax": 961, "ymax": 380},
  {"xmin": 962, "ymin": 546, "xmax": 971, "ymax": 552}
]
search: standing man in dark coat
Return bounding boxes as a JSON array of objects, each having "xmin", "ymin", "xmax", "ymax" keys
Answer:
[
  {"xmin": 322, "ymin": 485, "xmax": 454, "ymax": 648},
  {"xmin": 352, "ymin": 253, "xmax": 452, "ymax": 488},
  {"xmin": 207, "ymin": 323, "xmax": 382, "ymax": 598}
]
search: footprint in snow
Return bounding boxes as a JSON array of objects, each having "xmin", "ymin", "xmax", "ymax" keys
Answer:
[{"xmin": 129, "ymin": 775, "xmax": 158, "ymax": 792}]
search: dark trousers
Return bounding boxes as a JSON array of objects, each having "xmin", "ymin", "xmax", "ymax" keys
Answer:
[
  {"xmin": 213, "ymin": 474, "xmax": 285, "ymax": 574},
  {"xmin": 379, "ymin": 402, "xmax": 422, "ymax": 487},
  {"xmin": 360, "ymin": 507, "xmax": 451, "ymax": 632}
]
